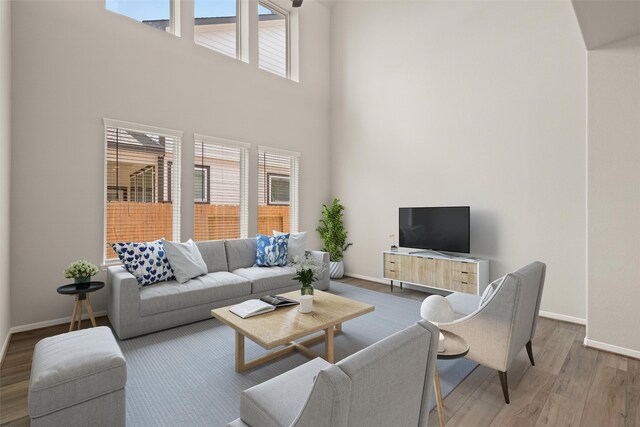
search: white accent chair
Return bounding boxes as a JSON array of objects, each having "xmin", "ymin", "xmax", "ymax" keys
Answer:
[
  {"xmin": 227, "ymin": 320, "xmax": 440, "ymax": 427},
  {"xmin": 423, "ymin": 261, "xmax": 546, "ymax": 404}
]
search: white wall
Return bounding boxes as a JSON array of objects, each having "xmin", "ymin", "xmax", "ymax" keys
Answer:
[
  {"xmin": 0, "ymin": 0, "xmax": 11, "ymax": 355},
  {"xmin": 330, "ymin": 0, "xmax": 587, "ymax": 320},
  {"xmin": 10, "ymin": 0, "xmax": 330, "ymax": 327},
  {"xmin": 586, "ymin": 34, "xmax": 640, "ymax": 354}
]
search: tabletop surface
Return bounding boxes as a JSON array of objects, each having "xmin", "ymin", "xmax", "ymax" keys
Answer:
[
  {"xmin": 57, "ymin": 282, "xmax": 105, "ymax": 294},
  {"xmin": 211, "ymin": 290, "xmax": 375, "ymax": 349},
  {"xmin": 438, "ymin": 329, "xmax": 470, "ymax": 359}
]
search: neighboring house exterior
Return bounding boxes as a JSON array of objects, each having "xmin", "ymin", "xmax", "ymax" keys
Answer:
[{"xmin": 105, "ymin": 128, "xmax": 290, "ymax": 260}]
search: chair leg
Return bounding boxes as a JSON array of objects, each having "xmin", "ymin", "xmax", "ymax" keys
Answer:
[
  {"xmin": 526, "ymin": 340, "xmax": 535, "ymax": 366},
  {"xmin": 498, "ymin": 371, "xmax": 510, "ymax": 404}
]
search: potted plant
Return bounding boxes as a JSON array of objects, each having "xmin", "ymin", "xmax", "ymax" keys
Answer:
[
  {"xmin": 290, "ymin": 254, "xmax": 326, "ymax": 296},
  {"xmin": 316, "ymin": 198, "xmax": 353, "ymax": 279},
  {"xmin": 64, "ymin": 260, "xmax": 99, "ymax": 288}
]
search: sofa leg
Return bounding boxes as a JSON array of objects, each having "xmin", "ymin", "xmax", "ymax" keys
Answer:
[
  {"xmin": 526, "ymin": 341, "xmax": 535, "ymax": 366},
  {"xmin": 498, "ymin": 371, "xmax": 510, "ymax": 404}
]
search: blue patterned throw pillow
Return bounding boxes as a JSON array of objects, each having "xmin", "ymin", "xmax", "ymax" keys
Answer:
[
  {"xmin": 111, "ymin": 239, "xmax": 175, "ymax": 286},
  {"xmin": 255, "ymin": 233, "xmax": 289, "ymax": 267}
]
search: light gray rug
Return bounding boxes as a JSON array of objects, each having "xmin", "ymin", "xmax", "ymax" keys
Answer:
[{"xmin": 118, "ymin": 282, "xmax": 477, "ymax": 427}]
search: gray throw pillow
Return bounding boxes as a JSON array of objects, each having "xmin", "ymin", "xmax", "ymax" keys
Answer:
[
  {"xmin": 274, "ymin": 230, "xmax": 307, "ymax": 261},
  {"xmin": 479, "ymin": 275, "xmax": 505, "ymax": 307},
  {"xmin": 162, "ymin": 239, "xmax": 208, "ymax": 284}
]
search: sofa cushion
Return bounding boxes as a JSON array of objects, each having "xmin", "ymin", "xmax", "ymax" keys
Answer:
[
  {"xmin": 163, "ymin": 239, "xmax": 208, "ymax": 284},
  {"xmin": 445, "ymin": 292, "xmax": 482, "ymax": 318},
  {"xmin": 255, "ymin": 234, "xmax": 289, "ymax": 267},
  {"xmin": 240, "ymin": 357, "xmax": 330, "ymax": 427},
  {"xmin": 225, "ymin": 238, "xmax": 258, "ymax": 272},
  {"xmin": 274, "ymin": 231, "xmax": 307, "ymax": 261},
  {"xmin": 139, "ymin": 272, "xmax": 251, "ymax": 317},
  {"xmin": 195, "ymin": 240, "xmax": 228, "ymax": 273},
  {"xmin": 111, "ymin": 239, "xmax": 174, "ymax": 286},
  {"xmin": 29, "ymin": 327, "xmax": 126, "ymax": 418},
  {"xmin": 232, "ymin": 266, "xmax": 297, "ymax": 294}
]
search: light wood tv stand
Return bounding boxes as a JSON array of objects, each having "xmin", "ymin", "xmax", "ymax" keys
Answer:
[{"xmin": 383, "ymin": 250, "xmax": 489, "ymax": 295}]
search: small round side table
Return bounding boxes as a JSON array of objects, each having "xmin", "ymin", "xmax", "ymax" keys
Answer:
[
  {"xmin": 57, "ymin": 282, "xmax": 105, "ymax": 332},
  {"xmin": 434, "ymin": 330, "xmax": 470, "ymax": 427}
]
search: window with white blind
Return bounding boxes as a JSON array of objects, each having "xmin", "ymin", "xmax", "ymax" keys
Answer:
[
  {"xmin": 105, "ymin": 0, "xmax": 180, "ymax": 35},
  {"xmin": 258, "ymin": 147, "xmax": 299, "ymax": 234},
  {"xmin": 258, "ymin": 1, "xmax": 289, "ymax": 78},
  {"xmin": 104, "ymin": 119, "xmax": 182, "ymax": 263},
  {"xmin": 194, "ymin": 135, "xmax": 249, "ymax": 241},
  {"xmin": 194, "ymin": 0, "xmax": 239, "ymax": 59}
]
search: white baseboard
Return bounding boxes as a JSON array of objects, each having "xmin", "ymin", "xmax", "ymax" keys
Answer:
[
  {"xmin": 1, "ymin": 330, "xmax": 10, "ymax": 365},
  {"xmin": 538, "ymin": 310, "xmax": 586, "ymax": 326},
  {"xmin": 9, "ymin": 310, "xmax": 107, "ymax": 334},
  {"xmin": 584, "ymin": 338, "xmax": 640, "ymax": 359},
  {"xmin": 343, "ymin": 272, "xmax": 388, "ymax": 285}
]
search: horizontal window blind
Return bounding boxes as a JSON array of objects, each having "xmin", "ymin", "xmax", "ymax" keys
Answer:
[
  {"xmin": 194, "ymin": 137, "xmax": 248, "ymax": 241},
  {"xmin": 258, "ymin": 148, "xmax": 299, "ymax": 234},
  {"xmin": 104, "ymin": 123, "xmax": 181, "ymax": 262}
]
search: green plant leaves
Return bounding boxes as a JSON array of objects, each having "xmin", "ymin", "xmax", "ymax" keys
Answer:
[{"xmin": 316, "ymin": 198, "xmax": 352, "ymax": 262}]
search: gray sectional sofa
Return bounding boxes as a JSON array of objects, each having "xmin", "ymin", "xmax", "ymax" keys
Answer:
[{"xmin": 107, "ymin": 238, "xmax": 330, "ymax": 339}]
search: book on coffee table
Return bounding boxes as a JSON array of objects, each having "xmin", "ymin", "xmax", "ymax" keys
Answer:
[
  {"xmin": 230, "ymin": 295, "xmax": 300, "ymax": 319},
  {"xmin": 259, "ymin": 295, "xmax": 299, "ymax": 307},
  {"xmin": 229, "ymin": 300, "xmax": 276, "ymax": 319}
]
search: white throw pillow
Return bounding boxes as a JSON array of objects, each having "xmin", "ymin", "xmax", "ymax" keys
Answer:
[
  {"xmin": 162, "ymin": 239, "xmax": 208, "ymax": 284},
  {"xmin": 479, "ymin": 276, "xmax": 505, "ymax": 307},
  {"xmin": 273, "ymin": 231, "xmax": 307, "ymax": 261}
]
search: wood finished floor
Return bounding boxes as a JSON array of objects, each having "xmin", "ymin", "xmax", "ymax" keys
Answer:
[{"xmin": 1, "ymin": 277, "xmax": 638, "ymax": 426}]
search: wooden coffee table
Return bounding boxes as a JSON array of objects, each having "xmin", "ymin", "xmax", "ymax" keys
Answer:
[{"xmin": 211, "ymin": 290, "xmax": 375, "ymax": 372}]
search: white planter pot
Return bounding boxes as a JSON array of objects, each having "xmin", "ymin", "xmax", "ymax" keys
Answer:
[{"xmin": 329, "ymin": 261, "xmax": 344, "ymax": 279}]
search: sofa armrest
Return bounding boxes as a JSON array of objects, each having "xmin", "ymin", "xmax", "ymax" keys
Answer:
[
  {"xmin": 308, "ymin": 251, "xmax": 330, "ymax": 290},
  {"xmin": 107, "ymin": 266, "xmax": 140, "ymax": 339}
]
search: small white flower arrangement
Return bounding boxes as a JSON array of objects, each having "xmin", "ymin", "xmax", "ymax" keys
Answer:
[
  {"xmin": 64, "ymin": 260, "xmax": 99, "ymax": 281},
  {"xmin": 290, "ymin": 254, "xmax": 326, "ymax": 295}
]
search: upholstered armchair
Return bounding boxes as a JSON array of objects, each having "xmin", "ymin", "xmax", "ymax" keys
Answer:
[
  {"xmin": 423, "ymin": 261, "xmax": 546, "ymax": 404},
  {"xmin": 227, "ymin": 320, "xmax": 439, "ymax": 427}
]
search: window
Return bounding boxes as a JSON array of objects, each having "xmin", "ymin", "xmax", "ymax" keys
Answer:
[
  {"xmin": 194, "ymin": 0, "xmax": 239, "ymax": 58},
  {"xmin": 104, "ymin": 119, "xmax": 182, "ymax": 263},
  {"xmin": 258, "ymin": 147, "xmax": 299, "ymax": 234},
  {"xmin": 268, "ymin": 174, "xmax": 289, "ymax": 205},
  {"xmin": 258, "ymin": 1, "xmax": 288, "ymax": 78},
  {"xmin": 105, "ymin": 0, "xmax": 180, "ymax": 35},
  {"xmin": 130, "ymin": 166, "xmax": 156, "ymax": 202},
  {"xmin": 194, "ymin": 135, "xmax": 249, "ymax": 241}
]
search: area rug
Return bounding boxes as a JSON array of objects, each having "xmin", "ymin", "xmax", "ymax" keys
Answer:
[{"xmin": 118, "ymin": 281, "xmax": 477, "ymax": 427}]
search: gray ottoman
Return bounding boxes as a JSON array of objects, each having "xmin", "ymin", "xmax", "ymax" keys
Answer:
[{"xmin": 29, "ymin": 326, "xmax": 127, "ymax": 427}]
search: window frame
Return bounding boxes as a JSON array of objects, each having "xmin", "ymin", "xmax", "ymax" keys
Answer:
[
  {"xmin": 103, "ymin": 118, "xmax": 183, "ymax": 265},
  {"xmin": 267, "ymin": 173, "xmax": 290, "ymax": 206},
  {"xmin": 258, "ymin": 0, "xmax": 291, "ymax": 79}
]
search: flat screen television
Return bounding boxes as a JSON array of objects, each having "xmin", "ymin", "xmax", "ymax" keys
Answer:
[{"xmin": 399, "ymin": 207, "xmax": 470, "ymax": 253}]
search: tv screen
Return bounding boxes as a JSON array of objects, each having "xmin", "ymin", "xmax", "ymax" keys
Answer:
[{"xmin": 399, "ymin": 207, "xmax": 470, "ymax": 253}]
